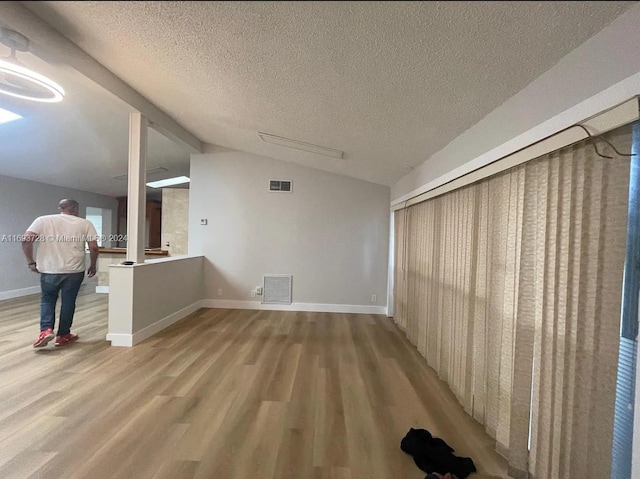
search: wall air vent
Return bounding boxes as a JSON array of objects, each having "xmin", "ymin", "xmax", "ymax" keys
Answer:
[
  {"xmin": 269, "ymin": 180, "xmax": 292, "ymax": 193},
  {"xmin": 262, "ymin": 275, "xmax": 292, "ymax": 305}
]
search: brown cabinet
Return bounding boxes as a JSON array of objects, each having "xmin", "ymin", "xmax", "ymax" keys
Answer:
[
  {"xmin": 116, "ymin": 197, "xmax": 162, "ymax": 248},
  {"xmin": 116, "ymin": 197, "xmax": 127, "ymax": 247},
  {"xmin": 147, "ymin": 200, "xmax": 162, "ymax": 248}
]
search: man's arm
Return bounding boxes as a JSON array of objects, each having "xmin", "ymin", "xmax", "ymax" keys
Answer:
[
  {"xmin": 87, "ymin": 240, "xmax": 99, "ymax": 277},
  {"xmin": 21, "ymin": 231, "xmax": 39, "ymax": 273}
]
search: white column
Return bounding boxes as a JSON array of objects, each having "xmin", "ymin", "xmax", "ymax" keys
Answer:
[{"xmin": 126, "ymin": 112, "xmax": 148, "ymax": 264}]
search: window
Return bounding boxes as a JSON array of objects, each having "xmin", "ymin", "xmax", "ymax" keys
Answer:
[{"xmin": 86, "ymin": 207, "xmax": 103, "ymax": 246}]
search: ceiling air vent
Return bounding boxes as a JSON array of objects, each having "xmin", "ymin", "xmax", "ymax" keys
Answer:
[
  {"xmin": 269, "ymin": 180, "xmax": 292, "ymax": 193},
  {"xmin": 112, "ymin": 166, "xmax": 168, "ymax": 181},
  {"xmin": 262, "ymin": 275, "xmax": 292, "ymax": 305}
]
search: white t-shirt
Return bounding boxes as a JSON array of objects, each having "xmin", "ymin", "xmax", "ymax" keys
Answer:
[{"xmin": 27, "ymin": 214, "xmax": 98, "ymax": 274}]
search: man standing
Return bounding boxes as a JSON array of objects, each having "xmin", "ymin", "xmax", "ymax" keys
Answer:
[{"xmin": 22, "ymin": 199, "xmax": 100, "ymax": 348}]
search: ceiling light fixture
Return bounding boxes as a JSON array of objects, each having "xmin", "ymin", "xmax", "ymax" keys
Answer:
[
  {"xmin": 146, "ymin": 176, "xmax": 190, "ymax": 188},
  {"xmin": 0, "ymin": 28, "xmax": 64, "ymax": 103},
  {"xmin": 258, "ymin": 132, "xmax": 344, "ymax": 159}
]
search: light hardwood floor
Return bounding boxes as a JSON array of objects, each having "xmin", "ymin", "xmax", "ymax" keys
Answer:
[{"xmin": 0, "ymin": 290, "xmax": 508, "ymax": 479}]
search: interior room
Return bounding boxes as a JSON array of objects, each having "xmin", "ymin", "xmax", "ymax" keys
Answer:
[{"xmin": 1, "ymin": 2, "xmax": 640, "ymax": 479}]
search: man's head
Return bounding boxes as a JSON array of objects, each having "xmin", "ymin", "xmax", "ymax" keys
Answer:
[{"xmin": 58, "ymin": 199, "xmax": 79, "ymax": 216}]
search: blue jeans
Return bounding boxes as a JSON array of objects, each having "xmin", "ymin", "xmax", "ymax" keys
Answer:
[{"xmin": 40, "ymin": 272, "xmax": 85, "ymax": 335}]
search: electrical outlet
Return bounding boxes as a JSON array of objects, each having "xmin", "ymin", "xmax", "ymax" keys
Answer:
[
  {"xmin": 217, "ymin": 288, "xmax": 223, "ymax": 296},
  {"xmin": 371, "ymin": 294, "xmax": 377, "ymax": 303},
  {"xmin": 251, "ymin": 290, "xmax": 256, "ymax": 297}
]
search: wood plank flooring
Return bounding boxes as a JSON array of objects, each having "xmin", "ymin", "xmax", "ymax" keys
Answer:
[{"xmin": 0, "ymin": 290, "xmax": 508, "ymax": 479}]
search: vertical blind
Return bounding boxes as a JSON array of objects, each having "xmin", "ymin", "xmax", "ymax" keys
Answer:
[{"xmin": 393, "ymin": 126, "xmax": 631, "ymax": 478}]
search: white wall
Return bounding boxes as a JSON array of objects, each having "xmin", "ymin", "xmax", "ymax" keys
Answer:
[
  {"xmin": 107, "ymin": 255, "xmax": 204, "ymax": 346},
  {"xmin": 189, "ymin": 147, "xmax": 390, "ymax": 312},
  {"xmin": 392, "ymin": 2, "xmax": 640, "ymax": 204},
  {"xmin": 0, "ymin": 174, "xmax": 118, "ymax": 298}
]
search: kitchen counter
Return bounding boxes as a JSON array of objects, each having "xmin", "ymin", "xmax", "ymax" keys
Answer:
[{"xmin": 98, "ymin": 247, "xmax": 169, "ymax": 256}]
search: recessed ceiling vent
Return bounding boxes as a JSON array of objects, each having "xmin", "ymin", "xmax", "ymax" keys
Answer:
[
  {"xmin": 258, "ymin": 132, "xmax": 344, "ymax": 159},
  {"xmin": 262, "ymin": 275, "xmax": 292, "ymax": 305},
  {"xmin": 269, "ymin": 180, "xmax": 292, "ymax": 193},
  {"xmin": 113, "ymin": 166, "xmax": 168, "ymax": 181}
]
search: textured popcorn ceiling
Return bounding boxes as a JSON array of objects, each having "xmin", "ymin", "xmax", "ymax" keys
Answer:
[{"xmin": 21, "ymin": 1, "xmax": 638, "ymax": 186}]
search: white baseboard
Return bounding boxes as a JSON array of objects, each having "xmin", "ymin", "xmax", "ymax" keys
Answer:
[
  {"xmin": 131, "ymin": 300, "xmax": 203, "ymax": 345},
  {"xmin": 200, "ymin": 299, "xmax": 386, "ymax": 315},
  {"xmin": 106, "ymin": 299, "xmax": 385, "ymax": 347},
  {"xmin": 107, "ymin": 300, "xmax": 204, "ymax": 348},
  {"xmin": 106, "ymin": 333, "xmax": 133, "ymax": 347},
  {"xmin": 0, "ymin": 276, "xmax": 101, "ymax": 302},
  {"xmin": 0, "ymin": 286, "xmax": 40, "ymax": 301},
  {"xmin": 95, "ymin": 285, "xmax": 109, "ymax": 294}
]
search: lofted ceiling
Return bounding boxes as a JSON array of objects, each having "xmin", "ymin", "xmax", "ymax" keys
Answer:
[
  {"xmin": 7, "ymin": 1, "xmax": 638, "ymax": 189},
  {"xmin": 0, "ymin": 41, "xmax": 191, "ymax": 198}
]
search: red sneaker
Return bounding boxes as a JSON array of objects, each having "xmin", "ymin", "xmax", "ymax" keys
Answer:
[
  {"xmin": 55, "ymin": 333, "xmax": 79, "ymax": 347},
  {"xmin": 33, "ymin": 328, "xmax": 55, "ymax": 348}
]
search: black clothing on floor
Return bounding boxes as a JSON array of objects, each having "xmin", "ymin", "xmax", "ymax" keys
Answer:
[{"xmin": 400, "ymin": 427, "xmax": 477, "ymax": 479}]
